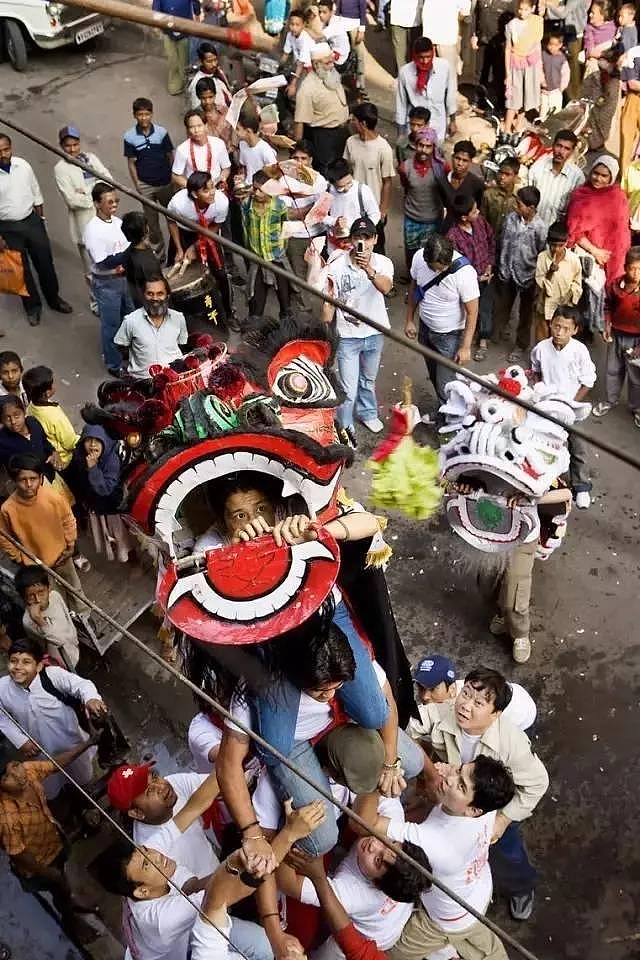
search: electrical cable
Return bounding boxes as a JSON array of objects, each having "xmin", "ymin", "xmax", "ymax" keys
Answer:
[
  {"xmin": 0, "ymin": 528, "xmax": 544, "ymax": 960},
  {"xmin": 1, "ymin": 113, "xmax": 639, "ymax": 475},
  {"xmin": 0, "ymin": 704, "xmax": 254, "ymax": 960}
]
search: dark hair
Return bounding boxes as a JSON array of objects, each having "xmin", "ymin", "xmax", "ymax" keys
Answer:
[
  {"xmin": 21, "ymin": 366, "xmax": 53, "ymax": 405},
  {"xmin": 545, "ymin": 222, "xmax": 567, "ymax": 246},
  {"xmin": 625, "ymin": 244, "xmax": 640, "ymax": 265},
  {"xmin": 121, "ymin": 210, "xmax": 148, "ymax": 245},
  {"xmin": 132, "ymin": 97, "xmax": 153, "ymax": 114},
  {"xmin": 0, "ymin": 351, "xmax": 22, "ymax": 371},
  {"xmin": 553, "ymin": 128, "xmax": 577, "ymax": 147},
  {"xmin": 376, "ymin": 841, "xmax": 432, "ymax": 902},
  {"xmin": 8, "ymin": 454, "xmax": 45, "ymax": 480},
  {"xmin": 285, "ymin": 622, "xmax": 355, "ymax": 690},
  {"xmin": 413, "ymin": 37, "xmax": 433, "ymax": 54},
  {"xmin": 195, "ymin": 76, "xmax": 217, "ymax": 97},
  {"xmin": 424, "ymin": 233, "xmax": 454, "ymax": 267},
  {"xmin": 290, "ymin": 139, "xmax": 314, "ymax": 159},
  {"xmin": 288, "ymin": 8, "xmax": 304, "ymax": 18},
  {"xmin": 187, "ymin": 170, "xmax": 213, "ymax": 197},
  {"xmin": 463, "ymin": 667, "xmax": 510, "ymax": 712},
  {"xmin": 8, "ymin": 636, "xmax": 45, "ymax": 662},
  {"xmin": 552, "ymin": 305, "xmax": 580, "ymax": 328},
  {"xmin": 453, "ymin": 139, "xmax": 476, "ymax": 159},
  {"xmin": 544, "ymin": 30, "xmax": 564, "ymax": 42},
  {"xmin": 326, "ymin": 157, "xmax": 352, "ymax": 185},
  {"xmin": 239, "ymin": 112, "xmax": 260, "ymax": 134},
  {"xmin": 0, "ymin": 395, "xmax": 25, "ymax": 415},
  {"xmin": 92, "ymin": 181, "xmax": 116, "ymax": 204},
  {"xmin": 470, "ymin": 755, "xmax": 516, "ymax": 813},
  {"xmin": 197, "ymin": 41, "xmax": 218, "ymax": 58},
  {"xmin": 318, "ymin": 0, "xmax": 334, "ymax": 8},
  {"xmin": 253, "ymin": 169, "xmax": 270, "ymax": 188},
  {"xmin": 499, "ymin": 157, "xmax": 520, "ymax": 174},
  {"xmin": 14, "ymin": 565, "xmax": 49, "ymax": 599},
  {"xmin": 0, "ymin": 134, "xmax": 11, "ymax": 147},
  {"xmin": 143, "ymin": 274, "xmax": 171, "ymax": 296},
  {"xmin": 408, "ymin": 106, "xmax": 431, "ymax": 123},
  {"xmin": 452, "ymin": 194, "xmax": 476, "ymax": 219},
  {"xmin": 184, "ymin": 109, "xmax": 205, "ymax": 127},
  {"xmin": 94, "ymin": 841, "xmax": 138, "ymax": 898},
  {"xmin": 352, "ymin": 102, "xmax": 379, "ymax": 130},
  {"xmin": 516, "ymin": 185, "xmax": 540, "ymax": 209}
]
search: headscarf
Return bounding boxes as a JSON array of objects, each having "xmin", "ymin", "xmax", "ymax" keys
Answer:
[
  {"xmin": 413, "ymin": 128, "xmax": 444, "ymax": 178},
  {"xmin": 590, "ymin": 154, "xmax": 619, "ymax": 184}
]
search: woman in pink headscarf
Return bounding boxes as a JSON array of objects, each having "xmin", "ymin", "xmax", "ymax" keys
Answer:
[
  {"xmin": 566, "ymin": 154, "xmax": 630, "ymax": 285},
  {"xmin": 398, "ymin": 128, "xmax": 445, "ymax": 270}
]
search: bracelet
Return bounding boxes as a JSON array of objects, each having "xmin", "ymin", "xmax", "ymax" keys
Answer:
[
  {"xmin": 240, "ymin": 820, "xmax": 259, "ymax": 833},
  {"xmin": 382, "ymin": 757, "xmax": 401, "ymax": 770},
  {"xmin": 241, "ymin": 835, "xmax": 265, "ymax": 843},
  {"xmin": 225, "ymin": 859, "xmax": 241, "ymax": 876},
  {"xmin": 335, "ymin": 517, "xmax": 350, "ymax": 541},
  {"xmin": 260, "ymin": 912, "xmax": 280, "ymax": 921}
]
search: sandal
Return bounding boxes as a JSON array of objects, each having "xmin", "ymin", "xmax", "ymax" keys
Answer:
[
  {"xmin": 474, "ymin": 345, "xmax": 488, "ymax": 362},
  {"xmin": 633, "ymin": 411, "xmax": 640, "ymax": 428}
]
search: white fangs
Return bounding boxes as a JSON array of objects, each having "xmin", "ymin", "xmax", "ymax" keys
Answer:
[
  {"xmin": 154, "ymin": 450, "xmax": 342, "ymax": 554},
  {"xmin": 167, "ymin": 539, "xmax": 335, "ymax": 621}
]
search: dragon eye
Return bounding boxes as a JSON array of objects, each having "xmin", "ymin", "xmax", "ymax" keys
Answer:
[{"xmin": 272, "ymin": 358, "xmax": 337, "ymax": 405}]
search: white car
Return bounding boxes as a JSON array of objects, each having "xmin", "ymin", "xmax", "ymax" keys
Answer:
[{"xmin": 1, "ymin": 0, "xmax": 104, "ymax": 71}]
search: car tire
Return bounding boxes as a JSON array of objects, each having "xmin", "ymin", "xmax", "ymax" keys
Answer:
[{"xmin": 4, "ymin": 20, "xmax": 28, "ymax": 71}]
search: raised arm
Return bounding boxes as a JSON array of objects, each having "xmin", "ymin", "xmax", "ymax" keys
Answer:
[{"xmin": 173, "ymin": 771, "xmax": 220, "ymax": 833}]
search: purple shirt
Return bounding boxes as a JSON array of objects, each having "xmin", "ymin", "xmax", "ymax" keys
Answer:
[
  {"xmin": 335, "ymin": 0, "xmax": 367, "ymax": 26},
  {"xmin": 447, "ymin": 215, "xmax": 495, "ymax": 278},
  {"xmin": 583, "ymin": 20, "xmax": 616, "ymax": 56}
]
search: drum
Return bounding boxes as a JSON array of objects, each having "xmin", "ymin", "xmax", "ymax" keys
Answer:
[{"xmin": 164, "ymin": 261, "xmax": 226, "ymax": 327}]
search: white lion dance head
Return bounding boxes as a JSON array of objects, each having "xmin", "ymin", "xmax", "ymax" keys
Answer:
[{"xmin": 438, "ymin": 365, "xmax": 590, "ymax": 553}]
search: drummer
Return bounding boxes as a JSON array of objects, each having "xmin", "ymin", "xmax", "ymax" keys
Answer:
[
  {"xmin": 171, "ymin": 110, "xmax": 231, "ymax": 191},
  {"xmin": 166, "ymin": 171, "xmax": 233, "ymax": 322}
]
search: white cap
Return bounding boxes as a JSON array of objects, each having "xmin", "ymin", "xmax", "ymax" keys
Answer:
[{"xmin": 310, "ymin": 41, "xmax": 333, "ymax": 60}]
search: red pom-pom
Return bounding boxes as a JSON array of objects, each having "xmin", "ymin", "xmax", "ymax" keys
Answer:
[
  {"xmin": 497, "ymin": 377, "xmax": 521, "ymax": 396},
  {"xmin": 208, "ymin": 361, "xmax": 247, "ymax": 401},
  {"xmin": 184, "ymin": 354, "xmax": 201, "ymax": 370},
  {"xmin": 188, "ymin": 332, "xmax": 216, "ymax": 351}
]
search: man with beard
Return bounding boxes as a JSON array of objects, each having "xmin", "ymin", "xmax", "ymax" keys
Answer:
[
  {"xmin": 114, "ymin": 275, "xmax": 188, "ymax": 379},
  {"xmin": 293, "ymin": 42, "xmax": 350, "ymax": 176}
]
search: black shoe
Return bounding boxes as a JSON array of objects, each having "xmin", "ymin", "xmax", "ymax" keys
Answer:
[
  {"xmin": 51, "ymin": 298, "xmax": 73, "ymax": 314},
  {"xmin": 27, "ymin": 311, "xmax": 41, "ymax": 326},
  {"xmin": 337, "ymin": 425, "xmax": 357, "ymax": 449},
  {"xmin": 107, "ymin": 366, "xmax": 124, "ymax": 378}
]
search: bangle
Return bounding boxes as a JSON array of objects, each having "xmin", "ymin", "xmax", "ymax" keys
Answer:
[
  {"xmin": 334, "ymin": 517, "xmax": 350, "ymax": 541},
  {"xmin": 240, "ymin": 820, "xmax": 259, "ymax": 833},
  {"xmin": 225, "ymin": 859, "xmax": 241, "ymax": 876},
  {"xmin": 260, "ymin": 912, "xmax": 280, "ymax": 921},
  {"xmin": 382, "ymin": 757, "xmax": 401, "ymax": 770},
  {"xmin": 241, "ymin": 835, "xmax": 265, "ymax": 843}
]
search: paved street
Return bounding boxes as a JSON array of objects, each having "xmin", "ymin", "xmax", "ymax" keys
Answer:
[{"xmin": 0, "ymin": 23, "xmax": 639, "ymax": 960}]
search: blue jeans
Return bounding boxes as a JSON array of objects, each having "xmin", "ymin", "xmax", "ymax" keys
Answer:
[
  {"xmin": 92, "ymin": 275, "xmax": 134, "ymax": 370},
  {"xmin": 336, "ymin": 334, "xmax": 384, "ymax": 428},
  {"xmin": 418, "ymin": 325, "xmax": 462, "ymax": 402},
  {"xmin": 478, "ymin": 280, "xmax": 494, "ymax": 340},
  {"xmin": 229, "ymin": 918, "xmax": 273, "ymax": 960},
  {"xmin": 489, "ymin": 822, "xmax": 538, "ymax": 897}
]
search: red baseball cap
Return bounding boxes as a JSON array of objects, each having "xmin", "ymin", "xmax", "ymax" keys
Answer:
[{"xmin": 107, "ymin": 762, "xmax": 153, "ymax": 812}]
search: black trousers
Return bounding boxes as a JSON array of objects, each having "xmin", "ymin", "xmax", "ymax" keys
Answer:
[
  {"xmin": 305, "ymin": 124, "xmax": 349, "ymax": 178},
  {"xmin": 0, "ymin": 210, "xmax": 60, "ymax": 316}
]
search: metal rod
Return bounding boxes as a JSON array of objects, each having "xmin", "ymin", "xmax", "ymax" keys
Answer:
[{"xmin": 58, "ymin": 0, "xmax": 277, "ymax": 52}]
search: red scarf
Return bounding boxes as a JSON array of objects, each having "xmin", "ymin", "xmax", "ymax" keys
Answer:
[
  {"xmin": 189, "ymin": 136, "xmax": 213, "ymax": 176},
  {"xmin": 413, "ymin": 155, "xmax": 432, "ymax": 178},
  {"xmin": 194, "ymin": 199, "xmax": 223, "ymax": 269},
  {"xmin": 414, "ymin": 56, "xmax": 432, "ymax": 94}
]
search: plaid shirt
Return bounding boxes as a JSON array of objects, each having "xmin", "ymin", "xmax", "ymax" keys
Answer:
[
  {"xmin": 0, "ymin": 760, "xmax": 63, "ymax": 871},
  {"xmin": 241, "ymin": 197, "xmax": 287, "ymax": 262},
  {"xmin": 447, "ymin": 215, "xmax": 495, "ymax": 277}
]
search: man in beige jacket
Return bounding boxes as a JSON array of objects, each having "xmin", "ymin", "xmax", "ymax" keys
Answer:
[
  {"xmin": 408, "ymin": 666, "xmax": 548, "ymax": 923},
  {"xmin": 53, "ymin": 125, "xmax": 111, "ymax": 312}
]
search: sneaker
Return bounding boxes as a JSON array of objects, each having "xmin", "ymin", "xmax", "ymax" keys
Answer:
[
  {"xmin": 73, "ymin": 555, "xmax": 92, "ymax": 573},
  {"xmin": 510, "ymin": 891, "xmax": 535, "ymax": 921},
  {"xmin": 592, "ymin": 401, "xmax": 614, "ymax": 418},
  {"xmin": 360, "ymin": 417, "xmax": 384, "ymax": 433},
  {"xmin": 489, "ymin": 615, "xmax": 507, "ymax": 636},
  {"xmin": 337, "ymin": 425, "xmax": 358, "ymax": 449},
  {"xmin": 512, "ymin": 636, "xmax": 531, "ymax": 663},
  {"xmin": 633, "ymin": 410, "xmax": 640, "ymax": 428},
  {"xmin": 575, "ymin": 491, "xmax": 591, "ymax": 509}
]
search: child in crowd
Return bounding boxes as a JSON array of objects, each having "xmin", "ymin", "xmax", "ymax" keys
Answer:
[
  {"xmin": 438, "ymin": 140, "xmax": 485, "ymax": 232},
  {"xmin": 0, "ymin": 396, "xmax": 58, "ymax": 483},
  {"xmin": 187, "ymin": 41, "xmax": 233, "ymax": 111},
  {"xmin": 534, "ymin": 221, "xmax": 583, "ymax": 343},
  {"xmin": 447, "ymin": 195, "xmax": 496, "ymax": 361},
  {"xmin": 395, "ymin": 106, "xmax": 431, "ymax": 167},
  {"xmin": 480, "ymin": 157, "xmax": 520, "ymax": 243},
  {"xmin": 0, "ymin": 351, "xmax": 27, "ymax": 406},
  {"xmin": 504, "ymin": 0, "xmax": 544, "ymax": 133},
  {"xmin": 616, "ymin": 1, "xmax": 638, "ymax": 53},
  {"xmin": 281, "ymin": 8, "xmax": 315, "ymax": 96},
  {"xmin": 540, "ymin": 32, "xmax": 570, "ymax": 119},
  {"xmin": 22, "ymin": 366, "xmax": 79, "ymax": 471},
  {"xmin": 496, "ymin": 185, "xmax": 548, "ymax": 362},
  {"xmin": 195, "ymin": 77, "xmax": 232, "ymax": 147},
  {"xmin": 325, "ymin": 157, "xmax": 380, "ymax": 254},
  {"xmin": 583, "ymin": 0, "xmax": 617, "ymax": 74},
  {"xmin": 120, "ymin": 212, "xmax": 162, "ymax": 309},
  {"xmin": 241, "ymin": 170, "xmax": 294, "ymax": 320},
  {"xmin": 531, "ymin": 307, "xmax": 596, "ymax": 508},
  {"xmin": 235, "ymin": 113, "xmax": 278, "ymax": 187},
  {"xmin": 15, "ymin": 565, "xmax": 80, "ymax": 670},
  {"xmin": 65, "ymin": 424, "xmax": 132, "ymax": 563},
  {"xmin": 411, "ymin": 655, "xmax": 537, "ymax": 731}
]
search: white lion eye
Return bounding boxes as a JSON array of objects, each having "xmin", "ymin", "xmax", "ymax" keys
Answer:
[{"xmin": 272, "ymin": 358, "xmax": 337, "ymax": 405}]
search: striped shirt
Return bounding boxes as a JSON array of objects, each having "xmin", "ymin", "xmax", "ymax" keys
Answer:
[{"xmin": 527, "ymin": 155, "xmax": 585, "ymax": 227}]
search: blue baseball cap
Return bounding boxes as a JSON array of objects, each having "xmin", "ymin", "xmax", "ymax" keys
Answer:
[
  {"xmin": 58, "ymin": 125, "xmax": 81, "ymax": 143},
  {"xmin": 413, "ymin": 655, "xmax": 457, "ymax": 689}
]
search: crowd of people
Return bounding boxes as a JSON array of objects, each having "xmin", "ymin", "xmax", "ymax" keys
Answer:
[{"xmin": 0, "ymin": 0, "xmax": 639, "ymax": 958}]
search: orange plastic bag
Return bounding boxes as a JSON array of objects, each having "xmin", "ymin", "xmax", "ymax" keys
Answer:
[{"xmin": 0, "ymin": 249, "xmax": 28, "ymax": 296}]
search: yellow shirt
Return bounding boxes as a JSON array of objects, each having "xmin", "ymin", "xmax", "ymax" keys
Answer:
[
  {"xmin": 294, "ymin": 71, "xmax": 349, "ymax": 129},
  {"xmin": 27, "ymin": 403, "xmax": 78, "ymax": 468}
]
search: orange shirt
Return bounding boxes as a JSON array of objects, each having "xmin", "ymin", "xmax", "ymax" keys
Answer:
[{"xmin": 0, "ymin": 760, "xmax": 63, "ymax": 871}]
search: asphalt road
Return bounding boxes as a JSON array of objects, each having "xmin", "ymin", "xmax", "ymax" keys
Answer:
[{"xmin": 0, "ymin": 24, "xmax": 639, "ymax": 960}]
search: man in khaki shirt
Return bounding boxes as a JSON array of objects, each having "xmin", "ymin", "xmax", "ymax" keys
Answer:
[
  {"xmin": 344, "ymin": 101, "xmax": 395, "ymax": 252},
  {"xmin": 294, "ymin": 42, "xmax": 349, "ymax": 175},
  {"xmin": 408, "ymin": 666, "xmax": 548, "ymax": 923}
]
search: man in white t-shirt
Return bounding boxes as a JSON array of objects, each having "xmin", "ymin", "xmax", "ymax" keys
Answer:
[
  {"xmin": 321, "ymin": 216, "xmax": 393, "ymax": 448},
  {"xmin": 405, "ymin": 232, "xmax": 479, "ymax": 403},
  {"xmin": 326, "ymin": 158, "xmax": 380, "ymax": 254},
  {"xmin": 236, "ymin": 114, "xmax": 278, "ymax": 186},
  {"xmin": 172, "ymin": 110, "xmax": 230, "ymax": 189},
  {"xmin": 83, "ymin": 181, "xmax": 133, "ymax": 375},
  {"xmin": 369, "ymin": 755, "xmax": 516, "ymax": 960}
]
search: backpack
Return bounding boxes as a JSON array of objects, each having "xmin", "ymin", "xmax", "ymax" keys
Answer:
[{"xmin": 414, "ymin": 255, "xmax": 472, "ymax": 303}]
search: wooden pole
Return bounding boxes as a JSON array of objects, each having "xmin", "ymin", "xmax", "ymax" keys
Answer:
[{"xmin": 58, "ymin": 0, "xmax": 278, "ymax": 53}]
